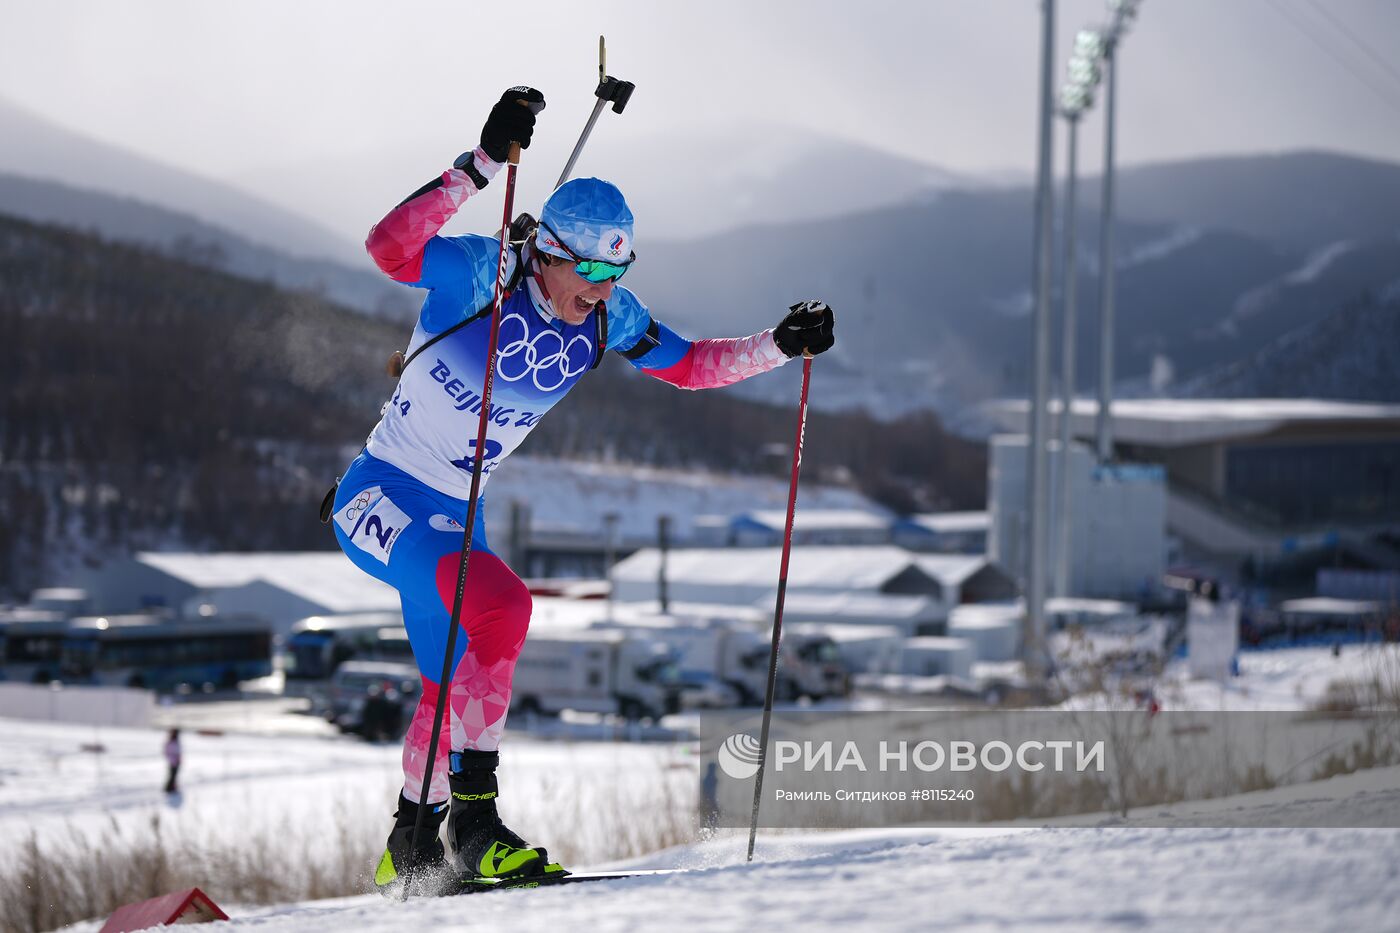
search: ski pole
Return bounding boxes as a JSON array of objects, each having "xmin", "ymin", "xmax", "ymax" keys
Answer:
[
  {"xmin": 555, "ymin": 35, "xmax": 635, "ymax": 188},
  {"xmin": 404, "ymin": 100, "xmax": 542, "ymax": 892},
  {"xmin": 746, "ymin": 352, "xmax": 814, "ymax": 863}
]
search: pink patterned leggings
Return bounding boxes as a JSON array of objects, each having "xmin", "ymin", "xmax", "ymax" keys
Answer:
[
  {"xmin": 398, "ymin": 551, "xmax": 531, "ymax": 802},
  {"xmin": 330, "ymin": 454, "xmax": 532, "ymax": 804}
]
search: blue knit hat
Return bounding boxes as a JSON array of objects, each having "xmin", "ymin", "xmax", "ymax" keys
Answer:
[{"xmin": 538, "ymin": 177, "xmax": 634, "ymax": 263}]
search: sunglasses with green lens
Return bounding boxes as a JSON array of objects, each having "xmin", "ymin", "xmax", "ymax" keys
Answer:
[{"xmin": 538, "ymin": 221, "xmax": 635, "ymax": 283}]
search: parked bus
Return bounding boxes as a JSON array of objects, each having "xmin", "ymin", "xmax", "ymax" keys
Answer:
[
  {"xmin": 61, "ymin": 614, "xmax": 274, "ymax": 692},
  {"xmin": 3, "ymin": 613, "xmax": 273, "ymax": 692},
  {"xmin": 1, "ymin": 615, "xmax": 71, "ymax": 684}
]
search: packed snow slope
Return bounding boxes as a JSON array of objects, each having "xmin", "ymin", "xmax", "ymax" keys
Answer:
[
  {"xmin": 13, "ymin": 643, "xmax": 1399, "ymax": 932},
  {"xmin": 61, "ymin": 814, "xmax": 1400, "ymax": 933},
  {"xmin": 23, "ymin": 722, "xmax": 1398, "ymax": 933}
]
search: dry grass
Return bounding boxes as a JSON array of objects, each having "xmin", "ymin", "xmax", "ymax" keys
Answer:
[
  {"xmin": 0, "ymin": 760, "xmax": 699, "ymax": 933},
  {"xmin": 1313, "ymin": 644, "xmax": 1400, "ymax": 714}
]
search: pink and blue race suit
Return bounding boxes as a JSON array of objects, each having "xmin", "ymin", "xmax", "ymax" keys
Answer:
[{"xmin": 332, "ymin": 147, "xmax": 790, "ymax": 803}]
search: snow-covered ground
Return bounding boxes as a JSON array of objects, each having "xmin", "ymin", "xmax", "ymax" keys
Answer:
[
  {"xmin": 47, "ymin": 775, "xmax": 1400, "ymax": 933},
  {"xmin": 1166, "ymin": 642, "xmax": 1400, "ymax": 710},
  {"xmin": 0, "ymin": 717, "xmax": 695, "ymax": 865},
  {"xmin": 5, "ymin": 642, "xmax": 1398, "ymax": 932},
  {"xmin": 1056, "ymin": 641, "xmax": 1400, "ymax": 713}
]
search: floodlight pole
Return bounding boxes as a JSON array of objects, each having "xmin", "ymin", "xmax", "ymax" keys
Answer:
[
  {"xmin": 1094, "ymin": 28, "xmax": 1121, "ymax": 464},
  {"xmin": 1055, "ymin": 110, "xmax": 1082, "ymax": 599},
  {"xmin": 1025, "ymin": 0, "xmax": 1056, "ymax": 680}
]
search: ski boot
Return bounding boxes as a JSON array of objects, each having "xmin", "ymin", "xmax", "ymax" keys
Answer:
[
  {"xmin": 373, "ymin": 792, "xmax": 451, "ymax": 897},
  {"xmin": 447, "ymin": 749, "xmax": 565, "ymax": 883}
]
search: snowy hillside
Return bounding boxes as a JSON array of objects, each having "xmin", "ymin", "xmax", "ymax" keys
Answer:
[
  {"xmin": 1181, "ymin": 291, "xmax": 1400, "ymax": 402},
  {"xmin": 482, "ymin": 455, "xmax": 885, "ymax": 544}
]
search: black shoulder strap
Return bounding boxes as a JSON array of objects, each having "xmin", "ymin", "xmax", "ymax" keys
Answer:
[
  {"xmin": 619, "ymin": 318, "xmax": 662, "ymax": 361},
  {"xmin": 399, "ymin": 244, "xmax": 525, "ymax": 373},
  {"xmin": 401, "ymin": 303, "xmax": 492, "ymax": 372},
  {"xmin": 592, "ymin": 302, "xmax": 609, "ymax": 370}
]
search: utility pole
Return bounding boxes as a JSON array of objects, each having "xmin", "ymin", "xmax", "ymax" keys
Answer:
[
  {"xmin": 603, "ymin": 512, "xmax": 619, "ymax": 622},
  {"xmin": 656, "ymin": 514, "xmax": 671, "ymax": 615}
]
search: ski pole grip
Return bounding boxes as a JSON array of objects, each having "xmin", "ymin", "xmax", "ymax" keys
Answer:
[
  {"xmin": 594, "ymin": 76, "xmax": 635, "ymax": 114},
  {"xmin": 508, "ymin": 97, "xmax": 547, "ymax": 165}
]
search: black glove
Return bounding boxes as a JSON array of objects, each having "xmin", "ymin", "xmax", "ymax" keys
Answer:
[
  {"xmin": 479, "ymin": 86, "xmax": 546, "ymax": 164},
  {"xmin": 773, "ymin": 300, "xmax": 836, "ymax": 358}
]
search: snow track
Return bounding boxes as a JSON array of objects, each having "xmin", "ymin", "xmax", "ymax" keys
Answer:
[{"xmin": 63, "ymin": 821, "xmax": 1397, "ymax": 933}]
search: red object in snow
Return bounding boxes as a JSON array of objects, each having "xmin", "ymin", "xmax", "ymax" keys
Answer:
[{"xmin": 98, "ymin": 887, "xmax": 228, "ymax": 932}]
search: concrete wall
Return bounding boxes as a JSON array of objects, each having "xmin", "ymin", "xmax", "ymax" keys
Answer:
[
  {"xmin": 991, "ymin": 435, "xmax": 1166, "ymax": 601},
  {"xmin": 0, "ymin": 683, "xmax": 154, "ymax": 727}
]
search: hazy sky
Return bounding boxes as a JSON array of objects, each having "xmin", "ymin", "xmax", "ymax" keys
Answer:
[{"xmin": 3, "ymin": 0, "xmax": 1400, "ymax": 232}]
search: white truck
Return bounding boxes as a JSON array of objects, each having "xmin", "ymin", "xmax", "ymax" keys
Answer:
[
  {"xmin": 596, "ymin": 616, "xmax": 850, "ymax": 706},
  {"xmin": 509, "ymin": 629, "xmax": 682, "ymax": 721},
  {"xmin": 705, "ymin": 625, "xmax": 846, "ymax": 704}
]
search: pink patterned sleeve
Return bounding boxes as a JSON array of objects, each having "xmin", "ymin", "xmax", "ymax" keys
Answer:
[
  {"xmin": 365, "ymin": 148, "xmax": 502, "ymax": 283},
  {"xmin": 646, "ymin": 329, "xmax": 791, "ymax": 390}
]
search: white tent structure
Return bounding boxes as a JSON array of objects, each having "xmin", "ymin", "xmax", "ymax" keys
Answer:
[
  {"xmin": 613, "ymin": 546, "xmax": 1018, "ymax": 621},
  {"xmin": 719, "ymin": 509, "xmax": 892, "ymax": 547},
  {"xmin": 83, "ymin": 553, "xmax": 398, "ymax": 638},
  {"xmin": 776, "ymin": 591, "xmax": 944, "ymax": 636},
  {"xmin": 893, "ymin": 512, "xmax": 990, "ymax": 554},
  {"xmin": 947, "ymin": 603, "xmax": 1022, "ymax": 662},
  {"xmin": 611, "ymin": 546, "xmax": 939, "ymax": 607}
]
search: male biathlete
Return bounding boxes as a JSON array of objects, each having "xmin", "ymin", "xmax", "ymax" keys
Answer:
[{"xmin": 331, "ymin": 86, "xmax": 836, "ymax": 892}]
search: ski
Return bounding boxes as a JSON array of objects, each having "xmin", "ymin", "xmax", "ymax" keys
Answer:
[{"xmin": 450, "ymin": 868, "xmax": 681, "ymax": 895}]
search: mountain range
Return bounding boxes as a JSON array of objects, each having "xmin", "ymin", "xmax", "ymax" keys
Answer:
[
  {"xmin": 228, "ymin": 122, "xmax": 971, "ymax": 243},
  {"xmin": 0, "ymin": 172, "xmax": 417, "ymax": 320},
  {"xmin": 0, "ymin": 96, "xmax": 358, "ymax": 263},
  {"xmin": 1105, "ymin": 150, "xmax": 1400, "ymax": 253},
  {"xmin": 624, "ymin": 151, "xmax": 1400, "ymax": 416},
  {"xmin": 1181, "ymin": 289, "xmax": 1400, "ymax": 402},
  {"xmin": 4, "ymin": 94, "xmax": 1398, "ymax": 420}
]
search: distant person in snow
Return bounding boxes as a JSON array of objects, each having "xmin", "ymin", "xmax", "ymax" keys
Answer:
[
  {"xmin": 163, "ymin": 728, "xmax": 181, "ymax": 794},
  {"xmin": 328, "ymin": 86, "xmax": 835, "ymax": 894},
  {"xmin": 361, "ymin": 680, "xmax": 406, "ymax": 743}
]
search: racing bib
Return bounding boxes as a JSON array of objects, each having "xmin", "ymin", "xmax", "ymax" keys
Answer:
[{"xmin": 334, "ymin": 486, "xmax": 412, "ymax": 565}]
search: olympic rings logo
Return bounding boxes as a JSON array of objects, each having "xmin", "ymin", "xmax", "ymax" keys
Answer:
[
  {"xmin": 342, "ymin": 490, "xmax": 375, "ymax": 524},
  {"xmin": 495, "ymin": 312, "xmax": 593, "ymax": 392}
]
